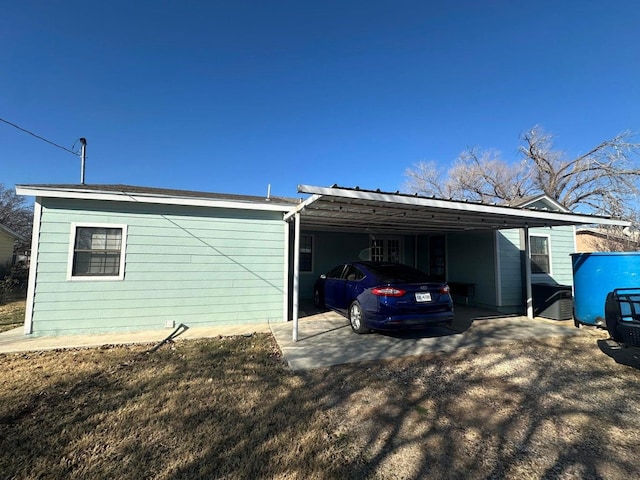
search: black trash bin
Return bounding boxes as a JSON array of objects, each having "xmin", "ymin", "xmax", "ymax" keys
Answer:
[{"xmin": 532, "ymin": 283, "xmax": 573, "ymax": 321}]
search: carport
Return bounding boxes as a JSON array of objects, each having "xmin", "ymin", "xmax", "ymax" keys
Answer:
[{"xmin": 284, "ymin": 185, "xmax": 629, "ymax": 341}]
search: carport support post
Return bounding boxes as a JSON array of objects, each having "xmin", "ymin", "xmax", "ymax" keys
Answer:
[
  {"xmin": 523, "ymin": 227, "xmax": 534, "ymax": 319},
  {"xmin": 292, "ymin": 212, "xmax": 301, "ymax": 342}
]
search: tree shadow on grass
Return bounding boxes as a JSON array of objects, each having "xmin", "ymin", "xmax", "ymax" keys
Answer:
[{"xmin": 2, "ymin": 335, "xmax": 640, "ymax": 479}]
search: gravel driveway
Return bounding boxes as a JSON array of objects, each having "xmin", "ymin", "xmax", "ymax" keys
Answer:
[{"xmin": 318, "ymin": 329, "xmax": 640, "ymax": 479}]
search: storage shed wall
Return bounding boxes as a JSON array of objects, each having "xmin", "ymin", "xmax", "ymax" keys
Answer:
[{"xmin": 30, "ymin": 198, "xmax": 286, "ymax": 336}]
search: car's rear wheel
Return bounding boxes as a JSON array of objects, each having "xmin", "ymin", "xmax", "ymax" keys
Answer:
[{"xmin": 349, "ymin": 301, "xmax": 369, "ymax": 334}]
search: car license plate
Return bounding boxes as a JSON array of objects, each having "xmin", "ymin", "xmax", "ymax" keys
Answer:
[{"xmin": 415, "ymin": 292, "xmax": 432, "ymax": 302}]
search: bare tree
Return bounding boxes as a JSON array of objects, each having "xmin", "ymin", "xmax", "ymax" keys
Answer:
[
  {"xmin": 404, "ymin": 126, "xmax": 640, "ymax": 218},
  {"xmin": 519, "ymin": 127, "xmax": 640, "ymax": 215},
  {"xmin": 0, "ymin": 184, "xmax": 32, "ymax": 241}
]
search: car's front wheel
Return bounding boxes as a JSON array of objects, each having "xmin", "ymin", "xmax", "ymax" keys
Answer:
[
  {"xmin": 349, "ymin": 301, "xmax": 370, "ymax": 334},
  {"xmin": 313, "ymin": 288, "xmax": 324, "ymax": 308}
]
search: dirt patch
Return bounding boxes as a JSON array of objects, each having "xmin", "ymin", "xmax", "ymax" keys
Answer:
[{"xmin": 1, "ymin": 329, "xmax": 639, "ymax": 479}]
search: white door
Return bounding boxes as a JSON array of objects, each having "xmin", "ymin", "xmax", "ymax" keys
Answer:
[{"xmin": 370, "ymin": 236, "xmax": 402, "ymax": 262}]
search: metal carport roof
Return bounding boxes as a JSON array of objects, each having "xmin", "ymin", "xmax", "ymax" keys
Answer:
[
  {"xmin": 285, "ymin": 184, "xmax": 628, "ymax": 233},
  {"xmin": 284, "ymin": 185, "xmax": 630, "ymax": 341}
]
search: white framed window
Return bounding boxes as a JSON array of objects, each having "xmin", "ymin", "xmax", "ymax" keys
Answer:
[
  {"xmin": 300, "ymin": 234, "xmax": 314, "ymax": 273},
  {"xmin": 530, "ymin": 234, "xmax": 552, "ymax": 275},
  {"xmin": 67, "ymin": 223, "xmax": 127, "ymax": 281}
]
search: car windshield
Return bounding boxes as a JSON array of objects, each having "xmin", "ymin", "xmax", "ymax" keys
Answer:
[{"xmin": 365, "ymin": 264, "xmax": 435, "ymax": 283}]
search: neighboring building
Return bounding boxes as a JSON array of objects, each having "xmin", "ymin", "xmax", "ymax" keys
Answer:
[
  {"xmin": 16, "ymin": 184, "xmax": 627, "ymax": 337},
  {"xmin": 0, "ymin": 223, "xmax": 24, "ymax": 268},
  {"xmin": 575, "ymin": 227, "xmax": 640, "ymax": 253}
]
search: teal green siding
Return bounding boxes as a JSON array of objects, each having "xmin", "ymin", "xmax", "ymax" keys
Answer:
[
  {"xmin": 497, "ymin": 229, "xmax": 524, "ymax": 313},
  {"xmin": 537, "ymin": 225, "xmax": 575, "ymax": 286},
  {"xmin": 447, "ymin": 231, "xmax": 497, "ymax": 308},
  {"xmin": 31, "ymin": 198, "xmax": 286, "ymax": 336},
  {"xmin": 497, "ymin": 226, "xmax": 576, "ymax": 314}
]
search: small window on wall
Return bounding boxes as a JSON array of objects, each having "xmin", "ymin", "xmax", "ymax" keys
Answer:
[
  {"xmin": 68, "ymin": 224, "xmax": 127, "ymax": 280},
  {"xmin": 300, "ymin": 234, "xmax": 313, "ymax": 272},
  {"xmin": 530, "ymin": 235, "xmax": 551, "ymax": 274}
]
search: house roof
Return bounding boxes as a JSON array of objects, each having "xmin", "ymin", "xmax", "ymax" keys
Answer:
[
  {"xmin": 15, "ymin": 184, "xmax": 300, "ymax": 212},
  {"xmin": 0, "ymin": 223, "xmax": 26, "ymax": 241},
  {"xmin": 576, "ymin": 227, "xmax": 639, "ymax": 242},
  {"xmin": 15, "ymin": 183, "xmax": 631, "ymax": 234},
  {"xmin": 285, "ymin": 184, "xmax": 630, "ymax": 234},
  {"xmin": 507, "ymin": 193, "xmax": 570, "ymax": 212}
]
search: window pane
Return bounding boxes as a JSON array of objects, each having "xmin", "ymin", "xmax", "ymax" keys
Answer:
[
  {"xmin": 530, "ymin": 236, "xmax": 548, "ymax": 255},
  {"xmin": 300, "ymin": 253, "xmax": 312, "ymax": 272},
  {"xmin": 300, "ymin": 235, "xmax": 313, "ymax": 272},
  {"xmin": 73, "ymin": 252, "xmax": 93, "ymax": 275},
  {"xmin": 91, "ymin": 230, "xmax": 107, "ymax": 249},
  {"xmin": 371, "ymin": 239, "xmax": 383, "ymax": 262},
  {"xmin": 530, "ymin": 236, "xmax": 550, "ymax": 274},
  {"xmin": 105, "ymin": 229, "xmax": 122, "ymax": 249},
  {"xmin": 327, "ymin": 265, "xmax": 345, "ymax": 279},
  {"xmin": 531, "ymin": 255, "xmax": 550, "ymax": 274},
  {"xmin": 300, "ymin": 235, "xmax": 312, "ymax": 253},
  {"xmin": 76, "ymin": 229, "xmax": 95, "ymax": 250},
  {"xmin": 73, "ymin": 227, "xmax": 123, "ymax": 277}
]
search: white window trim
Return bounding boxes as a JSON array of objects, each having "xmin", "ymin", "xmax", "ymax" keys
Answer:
[
  {"xmin": 300, "ymin": 233, "xmax": 314, "ymax": 274},
  {"xmin": 24, "ymin": 199, "xmax": 43, "ymax": 334},
  {"xmin": 67, "ymin": 222, "xmax": 128, "ymax": 281},
  {"xmin": 529, "ymin": 233, "xmax": 553, "ymax": 276}
]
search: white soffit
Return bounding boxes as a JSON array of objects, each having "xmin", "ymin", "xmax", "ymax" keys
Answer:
[{"xmin": 289, "ymin": 184, "xmax": 630, "ymax": 234}]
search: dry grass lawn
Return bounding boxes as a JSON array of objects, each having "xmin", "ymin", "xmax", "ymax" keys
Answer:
[
  {"xmin": 1, "ymin": 327, "xmax": 640, "ymax": 479},
  {"xmin": 0, "ymin": 300, "xmax": 25, "ymax": 333}
]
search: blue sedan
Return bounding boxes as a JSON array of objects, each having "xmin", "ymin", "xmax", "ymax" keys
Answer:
[{"xmin": 314, "ymin": 262, "xmax": 454, "ymax": 333}]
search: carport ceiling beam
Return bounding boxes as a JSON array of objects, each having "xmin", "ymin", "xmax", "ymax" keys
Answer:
[
  {"xmin": 306, "ymin": 208, "xmax": 530, "ymax": 227},
  {"xmin": 299, "ymin": 208, "xmax": 563, "ymax": 231}
]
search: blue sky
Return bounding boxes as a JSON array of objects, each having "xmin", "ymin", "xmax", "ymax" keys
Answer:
[{"xmin": 1, "ymin": 1, "xmax": 639, "ymax": 199}]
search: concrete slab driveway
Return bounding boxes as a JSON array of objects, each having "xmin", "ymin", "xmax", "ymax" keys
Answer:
[{"xmin": 270, "ymin": 305, "xmax": 583, "ymax": 371}]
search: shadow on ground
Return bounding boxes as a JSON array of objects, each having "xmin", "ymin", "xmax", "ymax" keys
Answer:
[
  {"xmin": 271, "ymin": 303, "xmax": 583, "ymax": 370},
  {"xmin": 3, "ymin": 330, "xmax": 639, "ymax": 479},
  {"xmin": 598, "ymin": 338, "xmax": 640, "ymax": 370}
]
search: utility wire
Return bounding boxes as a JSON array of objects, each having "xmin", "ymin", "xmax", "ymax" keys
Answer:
[{"xmin": 0, "ymin": 117, "xmax": 79, "ymax": 156}]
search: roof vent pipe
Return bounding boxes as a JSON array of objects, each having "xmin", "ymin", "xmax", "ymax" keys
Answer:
[
  {"xmin": 266, "ymin": 183, "xmax": 271, "ymax": 201},
  {"xmin": 79, "ymin": 138, "xmax": 87, "ymax": 184}
]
